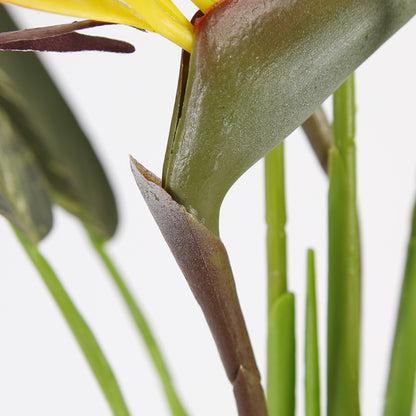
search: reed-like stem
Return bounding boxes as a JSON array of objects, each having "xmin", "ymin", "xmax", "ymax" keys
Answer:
[
  {"xmin": 327, "ymin": 74, "xmax": 361, "ymax": 416},
  {"xmin": 265, "ymin": 143, "xmax": 295, "ymax": 416},
  {"xmin": 89, "ymin": 233, "xmax": 188, "ymax": 416},
  {"xmin": 13, "ymin": 226, "xmax": 130, "ymax": 416},
  {"xmin": 383, "ymin": 200, "xmax": 416, "ymax": 416},
  {"xmin": 305, "ymin": 249, "xmax": 320, "ymax": 416}
]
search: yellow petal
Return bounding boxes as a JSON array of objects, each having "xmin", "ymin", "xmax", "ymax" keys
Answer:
[
  {"xmin": 3, "ymin": 0, "xmax": 152, "ymax": 30},
  {"xmin": 156, "ymin": 0, "xmax": 190, "ymax": 27},
  {"xmin": 128, "ymin": 0, "xmax": 193, "ymax": 51},
  {"xmin": 190, "ymin": 0, "xmax": 216, "ymax": 13}
]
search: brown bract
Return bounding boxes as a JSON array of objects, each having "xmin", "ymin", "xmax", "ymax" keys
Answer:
[
  {"xmin": 130, "ymin": 156, "xmax": 268, "ymax": 416},
  {"xmin": 0, "ymin": 20, "xmax": 134, "ymax": 52}
]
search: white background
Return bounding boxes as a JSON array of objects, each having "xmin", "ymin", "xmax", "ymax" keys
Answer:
[{"xmin": 0, "ymin": 3, "xmax": 415, "ymax": 415}]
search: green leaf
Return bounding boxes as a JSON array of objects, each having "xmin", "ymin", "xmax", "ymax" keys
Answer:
[
  {"xmin": 305, "ymin": 249, "xmax": 320, "ymax": 416},
  {"xmin": 0, "ymin": 105, "xmax": 52, "ymax": 242},
  {"xmin": 89, "ymin": 233, "xmax": 189, "ymax": 416},
  {"xmin": 383, "ymin": 200, "xmax": 416, "ymax": 416},
  {"xmin": 13, "ymin": 226, "xmax": 130, "ymax": 416},
  {"xmin": 163, "ymin": 0, "xmax": 416, "ymax": 235},
  {"xmin": 327, "ymin": 75, "xmax": 360, "ymax": 416},
  {"xmin": 0, "ymin": 5, "xmax": 117, "ymax": 239}
]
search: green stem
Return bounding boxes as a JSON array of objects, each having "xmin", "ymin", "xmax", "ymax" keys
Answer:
[
  {"xmin": 305, "ymin": 249, "xmax": 320, "ymax": 416},
  {"xmin": 89, "ymin": 233, "xmax": 188, "ymax": 416},
  {"xmin": 13, "ymin": 226, "xmax": 130, "ymax": 416},
  {"xmin": 327, "ymin": 74, "xmax": 361, "ymax": 416},
  {"xmin": 267, "ymin": 292, "xmax": 295, "ymax": 416},
  {"xmin": 265, "ymin": 143, "xmax": 295, "ymax": 415},
  {"xmin": 383, "ymin": 200, "xmax": 416, "ymax": 416},
  {"xmin": 265, "ymin": 143, "xmax": 287, "ymax": 309}
]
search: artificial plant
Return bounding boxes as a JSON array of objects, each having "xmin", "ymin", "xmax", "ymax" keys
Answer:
[{"xmin": 0, "ymin": 0, "xmax": 415, "ymax": 415}]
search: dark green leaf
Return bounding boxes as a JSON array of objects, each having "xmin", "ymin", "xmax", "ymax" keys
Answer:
[
  {"xmin": 0, "ymin": 5, "xmax": 117, "ymax": 239},
  {"xmin": 0, "ymin": 105, "xmax": 52, "ymax": 242}
]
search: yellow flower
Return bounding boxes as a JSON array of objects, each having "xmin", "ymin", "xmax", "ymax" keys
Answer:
[{"xmin": 2, "ymin": 0, "xmax": 218, "ymax": 52}]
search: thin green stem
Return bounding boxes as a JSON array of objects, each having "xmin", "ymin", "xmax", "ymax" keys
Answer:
[
  {"xmin": 89, "ymin": 233, "xmax": 188, "ymax": 416},
  {"xmin": 327, "ymin": 74, "xmax": 361, "ymax": 416},
  {"xmin": 383, "ymin": 200, "xmax": 416, "ymax": 416},
  {"xmin": 265, "ymin": 143, "xmax": 295, "ymax": 416},
  {"xmin": 305, "ymin": 249, "xmax": 320, "ymax": 416},
  {"xmin": 265, "ymin": 143, "xmax": 287, "ymax": 309},
  {"xmin": 13, "ymin": 226, "xmax": 130, "ymax": 416},
  {"xmin": 267, "ymin": 292, "xmax": 295, "ymax": 416}
]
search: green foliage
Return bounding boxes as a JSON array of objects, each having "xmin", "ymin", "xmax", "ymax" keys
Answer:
[
  {"xmin": 305, "ymin": 249, "xmax": 321, "ymax": 416},
  {"xmin": 14, "ymin": 227, "xmax": 130, "ymax": 416},
  {"xmin": 2, "ymin": 1, "xmax": 416, "ymax": 415},
  {"xmin": 89, "ymin": 233, "xmax": 189, "ymax": 416},
  {"xmin": 0, "ymin": 103, "xmax": 52, "ymax": 242},
  {"xmin": 0, "ymin": 5, "xmax": 117, "ymax": 240},
  {"xmin": 327, "ymin": 75, "xmax": 361, "ymax": 416},
  {"xmin": 163, "ymin": 0, "xmax": 416, "ymax": 235},
  {"xmin": 384, "ymin": 201, "xmax": 416, "ymax": 416},
  {"xmin": 267, "ymin": 292, "xmax": 295, "ymax": 416}
]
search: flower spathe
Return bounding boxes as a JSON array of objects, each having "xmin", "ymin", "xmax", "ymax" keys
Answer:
[{"xmin": 2, "ymin": 0, "xmax": 217, "ymax": 51}]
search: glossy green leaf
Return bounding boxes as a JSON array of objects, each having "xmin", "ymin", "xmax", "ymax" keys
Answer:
[
  {"xmin": 0, "ymin": 5, "xmax": 117, "ymax": 239},
  {"xmin": 383, "ymin": 200, "xmax": 416, "ymax": 416},
  {"xmin": 0, "ymin": 104, "xmax": 52, "ymax": 242},
  {"xmin": 327, "ymin": 75, "xmax": 361, "ymax": 416},
  {"xmin": 163, "ymin": 0, "xmax": 416, "ymax": 235}
]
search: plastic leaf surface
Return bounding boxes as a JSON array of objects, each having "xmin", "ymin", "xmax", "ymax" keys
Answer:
[
  {"xmin": 163, "ymin": 0, "xmax": 416, "ymax": 235},
  {"xmin": 0, "ymin": 106, "xmax": 52, "ymax": 242},
  {"xmin": 0, "ymin": 5, "xmax": 118, "ymax": 239}
]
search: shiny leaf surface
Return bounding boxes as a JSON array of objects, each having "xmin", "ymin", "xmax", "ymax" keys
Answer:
[{"xmin": 163, "ymin": 0, "xmax": 416, "ymax": 235}]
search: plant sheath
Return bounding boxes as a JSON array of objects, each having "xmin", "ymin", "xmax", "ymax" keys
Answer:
[
  {"xmin": 89, "ymin": 233, "xmax": 188, "ymax": 416},
  {"xmin": 305, "ymin": 249, "xmax": 320, "ymax": 416},
  {"xmin": 327, "ymin": 74, "xmax": 361, "ymax": 416},
  {"xmin": 13, "ymin": 226, "xmax": 130, "ymax": 416},
  {"xmin": 265, "ymin": 143, "xmax": 295, "ymax": 415},
  {"xmin": 383, "ymin": 200, "xmax": 416, "ymax": 416}
]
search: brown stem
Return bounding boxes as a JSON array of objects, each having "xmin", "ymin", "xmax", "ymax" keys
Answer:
[
  {"xmin": 0, "ymin": 20, "xmax": 134, "ymax": 53},
  {"xmin": 302, "ymin": 106, "xmax": 333, "ymax": 174},
  {"xmin": 130, "ymin": 157, "xmax": 268, "ymax": 416}
]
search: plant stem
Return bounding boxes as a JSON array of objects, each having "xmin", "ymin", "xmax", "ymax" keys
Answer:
[
  {"xmin": 89, "ymin": 233, "xmax": 188, "ymax": 416},
  {"xmin": 265, "ymin": 143, "xmax": 287, "ymax": 308},
  {"xmin": 305, "ymin": 249, "xmax": 320, "ymax": 416},
  {"xmin": 327, "ymin": 74, "xmax": 361, "ymax": 416},
  {"xmin": 302, "ymin": 106, "xmax": 333, "ymax": 174},
  {"xmin": 383, "ymin": 200, "xmax": 416, "ymax": 416},
  {"xmin": 13, "ymin": 226, "xmax": 130, "ymax": 416},
  {"xmin": 265, "ymin": 143, "xmax": 295, "ymax": 416}
]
